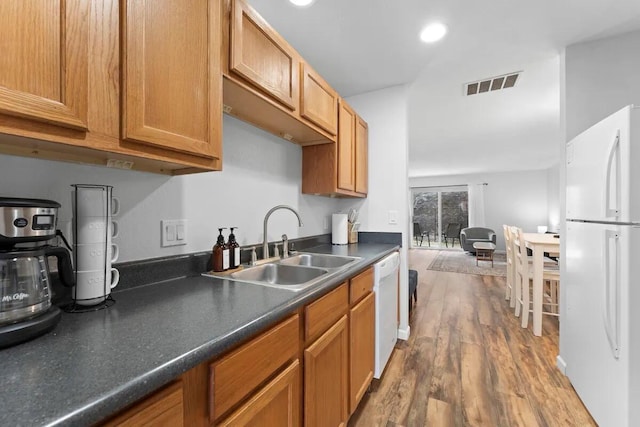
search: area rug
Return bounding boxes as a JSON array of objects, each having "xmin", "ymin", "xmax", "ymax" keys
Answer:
[{"xmin": 427, "ymin": 250, "xmax": 507, "ymax": 277}]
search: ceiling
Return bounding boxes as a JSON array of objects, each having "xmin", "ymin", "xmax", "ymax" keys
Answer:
[{"xmin": 248, "ymin": 0, "xmax": 640, "ymax": 177}]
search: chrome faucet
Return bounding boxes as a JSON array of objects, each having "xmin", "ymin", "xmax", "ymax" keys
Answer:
[{"xmin": 263, "ymin": 205, "xmax": 303, "ymax": 259}]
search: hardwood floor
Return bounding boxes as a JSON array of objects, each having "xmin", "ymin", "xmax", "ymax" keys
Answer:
[{"xmin": 349, "ymin": 249, "xmax": 595, "ymax": 427}]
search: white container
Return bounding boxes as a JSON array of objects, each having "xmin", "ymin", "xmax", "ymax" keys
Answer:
[
  {"xmin": 74, "ymin": 242, "xmax": 119, "ymax": 271},
  {"xmin": 72, "ymin": 186, "xmax": 119, "ymax": 217},
  {"xmin": 71, "ymin": 184, "xmax": 120, "ymax": 306},
  {"xmin": 332, "ymin": 214, "xmax": 348, "ymax": 245},
  {"xmin": 72, "ymin": 267, "xmax": 119, "ymax": 305},
  {"xmin": 72, "ymin": 218, "xmax": 118, "ymax": 243}
]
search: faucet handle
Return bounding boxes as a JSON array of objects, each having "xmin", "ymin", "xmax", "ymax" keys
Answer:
[
  {"xmin": 273, "ymin": 243, "xmax": 280, "ymax": 258},
  {"xmin": 281, "ymin": 234, "xmax": 289, "ymax": 257},
  {"xmin": 242, "ymin": 246, "xmax": 258, "ymax": 266}
]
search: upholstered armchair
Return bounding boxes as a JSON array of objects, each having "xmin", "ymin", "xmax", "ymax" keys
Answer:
[{"xmin": 460, "ymin": 227, "xmax": 497, "ymax": 253}]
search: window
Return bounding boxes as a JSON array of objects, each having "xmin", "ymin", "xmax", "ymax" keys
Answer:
[{"xmin": 412, "ymin": 186, "xmax": 469, "ymax": 247}]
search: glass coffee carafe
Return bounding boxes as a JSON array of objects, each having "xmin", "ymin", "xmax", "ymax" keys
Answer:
[{"xmin": 0, "ymin": 247, "xmax": 74, "ymax": 326}]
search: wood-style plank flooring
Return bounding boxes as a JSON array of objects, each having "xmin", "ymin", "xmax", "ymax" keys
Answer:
[{"xmin": 349, "ymin": 249, "xmax": 595, "ymax": 427}]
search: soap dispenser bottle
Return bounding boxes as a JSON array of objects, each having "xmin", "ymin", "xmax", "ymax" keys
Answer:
[
  {"xmin": 212, "ymin": 228, "xmax": 229, "ymax": 272},
  {"xmin": 228, "ymin": 227, "xmax": 240, "ymax": 269}
]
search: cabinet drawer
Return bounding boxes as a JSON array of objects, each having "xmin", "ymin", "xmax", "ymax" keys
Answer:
[
  {"xmin": 102, "ymin": 380, "xmax": 184, "ymax": 427},
  {"xmin": 305, "ymin": 282, "xmax": 348, "ymax": 343},
  {"xmin": 210, "ymin": 314, "xmax": 299, "ymax": 421},
  {"xmin": 218, "ymin": 360, "xmax": 300, "ymax": 427},
  {"xmin": 350, "ymin": 267, "xmax": 373, "ymax": 305}
]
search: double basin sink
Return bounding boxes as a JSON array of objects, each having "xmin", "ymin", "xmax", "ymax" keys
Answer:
[{"xmin": 205, "ymin": 253, "xmax": 362, "ymax": 291}]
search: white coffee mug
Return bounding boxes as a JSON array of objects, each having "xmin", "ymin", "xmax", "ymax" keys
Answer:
[
  {"xmin": 72, "ymin": 187, "xmax": 120, "ymax": 217},
  {"xmin": 73, "ymin": 268, "xmax": 120, "ymax": 305},
  {"xmin": 74, "ymin": 243, "xmax": 119, "ymax": 271},
  {"xmin": 72, "ymin": 219, "xmax": 118, "ymax": 244}
]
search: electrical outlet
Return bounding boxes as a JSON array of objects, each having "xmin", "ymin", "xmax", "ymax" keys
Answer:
[
  {"xmin": 161, "ymin": 220, "xmax": 187, "ymax": 247},
  {"xmin": 323, "ymin": 216, "xmax": 329, "ymax": 230}
]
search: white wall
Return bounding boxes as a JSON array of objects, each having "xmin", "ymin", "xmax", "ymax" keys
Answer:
[
  {"xmin": 337, "ymin": 85, "xmax": 411, "ymax": 339},
  {"xmin": 0, "ymin": 115, "xmax": 339, "ymax": 262},
  {"xmin": 410, "ymin": 169, "xmax": 550, "ymax": 251},
  {"xmin": 546, "ymin": 164, "xmax": 561, "ymax": 232},
  {"xmin": 559, "ymin": 29, "xmax": 640, "ymax": 367},
  {"xmin": 565, "ymin": 30, "xmax": 640, "ymax": 140}
]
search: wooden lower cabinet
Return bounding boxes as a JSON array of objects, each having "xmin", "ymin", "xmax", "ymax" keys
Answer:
[
  {"xmin": 210, "ymin": 314, "xmax": 299, "ymax": 422},
  {"xmin": 102, "ymin": 381, "xmax": 184, "ymax": 427},
  {"xmin": 102, "ymin": 269, "xmax": 378, "ymax": 426},
  {"xmin": 218, "ymin": 360, "xmax": 300, "ymax": 426},
  {"xmin": 349, "ymin": 292, "xmax": 375, "ymax": 413},
  {"xmin": 304, "ymin": 315, "xmax": 349, "ymax": 427}
]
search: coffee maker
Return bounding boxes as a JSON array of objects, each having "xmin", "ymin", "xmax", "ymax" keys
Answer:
[{"xmin": 0, "ymin": 197, "xmax": 74, "ymax": 348}]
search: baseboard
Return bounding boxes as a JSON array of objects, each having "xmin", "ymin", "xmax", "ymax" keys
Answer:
[
  {"xmin": 397, "ymin": 326, "xmax": 410, "ymax": 341},
  {"xmin": 556, "ymin": 355, "xmax": 567, "ymax": 375}
]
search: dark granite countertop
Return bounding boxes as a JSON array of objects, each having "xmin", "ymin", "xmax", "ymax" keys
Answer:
[{"xmin": 0, "ymin": 243, "xmax": 398, "ymax": 427}]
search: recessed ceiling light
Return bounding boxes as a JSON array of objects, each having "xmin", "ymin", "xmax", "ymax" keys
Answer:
[
  {"xmin": 289, "ymin": 0, "xmax": 314, "ymax": 6},
  {"xmin": 420, "ymin": 23, "xmax": 447, "ymax": 43}
]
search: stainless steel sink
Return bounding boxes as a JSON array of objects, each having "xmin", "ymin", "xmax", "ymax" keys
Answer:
[
  {"xmin": 278, "ymin": 253, "xmax": 361, "ymax": 269},
  {"xmin": 229, "ymin": 263, "xmax": 329, "ymax": 290},
  {"xmin": 203, "ymin": 252, "xmax": 362, "ymax": 292}
]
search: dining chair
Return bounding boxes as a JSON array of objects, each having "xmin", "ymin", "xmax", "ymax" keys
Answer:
[
  {"xmin": 512, "ymin": 227, "xmax": 560, "ymax": 330},
  {"xmin": 442, "ymin": 223, "xmax": 461, "ymax": 247},
  {"xmin": 413, "ymin": 222, "xmax": 430, "ymax": 247},
  {"xmin": 502, "ymin": 225, "xmax": 515, "ymax": 307}
]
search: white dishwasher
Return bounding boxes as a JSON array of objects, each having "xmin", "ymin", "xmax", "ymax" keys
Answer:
[{"xmin": 373, "ymin": 251, "xmax": 399, "ymax": 379}]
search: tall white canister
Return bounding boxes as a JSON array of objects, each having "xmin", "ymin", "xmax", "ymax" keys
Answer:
[{"xmin": 332, "ymin": 213, "xmax": 348, "ymax": 245}]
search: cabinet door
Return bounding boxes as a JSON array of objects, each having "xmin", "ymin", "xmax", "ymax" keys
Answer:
[
  {"xmin": 0, "ymin": 0, "xmax": 89, "ymax": 131},
  {"xmin": 230, "ymin": 0, "xmax": 298, "ymax": 110},
  {"xmin": 218, "ymin": 360, "xmax": 301, "ymax": 427},
  {"xmin": 337, "ymin": 101, "xmax": 356, "ymax": 192},
  {"xmin": 122, "ymin": 0, "xmax": 222, "ymax": 159},
  {"xmin": 355, "ymin": 116, "xmax": 368, "ymax": 195},
  {"xmin": 349, "ymin": 292, "xmax": 375, "ymax": 414},
  {"xmin": 304, "ymin": 315, "xmax": 349, "ymax": 427},
  {"xmin": 300, "ymin": 63, "xmax": 338, "ymax": 136}
]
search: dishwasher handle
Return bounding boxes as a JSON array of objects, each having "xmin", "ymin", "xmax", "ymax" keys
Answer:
[{"xmin": 375, "ymin": 252, "xmax": 400, "ymax": 278}]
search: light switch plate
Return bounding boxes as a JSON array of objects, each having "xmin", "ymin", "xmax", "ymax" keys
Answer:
[
  {"xmin": 161, "ymin": 220, "xmax": 187, "ymax": 247},
  {"xmin": 388, "ymin": 210, "xmax": 398, "ymax": 225}
]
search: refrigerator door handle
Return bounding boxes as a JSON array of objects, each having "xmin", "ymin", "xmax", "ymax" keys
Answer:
[
  {"xmin": 603, "ymin": 229, "xmax": 620, "ymax": 359},
  {"xmin": 604, "ymin": 130, "xmax": 620, "ymax": 219}
]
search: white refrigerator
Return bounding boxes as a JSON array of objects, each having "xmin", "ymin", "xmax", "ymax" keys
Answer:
[{"xmin": 564, "ymin": 105, "xmax": 640, "ymax": 427}]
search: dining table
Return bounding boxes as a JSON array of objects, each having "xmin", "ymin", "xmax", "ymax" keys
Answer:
[{"xmin": 522, "ymin": 233, "xmax": 560, "ymax": 336}]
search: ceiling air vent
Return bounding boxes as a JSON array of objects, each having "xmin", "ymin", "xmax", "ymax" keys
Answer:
[{"xmin": 465, "ymin": 71, "xmax": 521, "ymax": 96}]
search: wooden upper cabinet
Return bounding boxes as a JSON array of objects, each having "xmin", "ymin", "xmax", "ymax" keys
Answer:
[
  {"xmin": 230, "ymin": 0, "xmax": 298, "ymax": 110},
  {"xmin": 0, "ymin": 0, "xmax": 89, "ymax": 131},
  {"xmin": 355, "ymin": 116, "xmax": 369, "ymax": 194},
  {"xmin": 300, "ymin": 63, "xmax": 338, "ymax": 136},
  {"xmin": 122, "ymin": 0, "xmax": 222, "ymax": 160},
  {"xmin": 337, "ymin": 100, "xmax": 356, "ymax": 192},
  {"xmin": 301, "ymin": 102, "xmax": 367, "ymax": 198}
]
